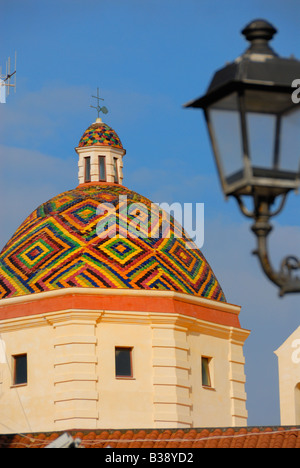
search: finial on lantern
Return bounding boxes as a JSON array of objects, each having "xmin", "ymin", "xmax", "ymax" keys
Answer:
[{"xmin": 90, "ymin": 87, "xmax": 109, "ymax": 121}]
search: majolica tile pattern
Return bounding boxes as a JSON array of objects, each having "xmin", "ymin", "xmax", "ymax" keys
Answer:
[
  {"xmin": 78, "ymin": 122, "xmax": 123, "ymax": 149},
  {"xmin": 0, "ymin": 185, "xmax": 225, "ymax": 301}
]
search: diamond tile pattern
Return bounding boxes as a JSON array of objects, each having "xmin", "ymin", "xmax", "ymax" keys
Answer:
[
  {"xmin": 78, "ymin": 122, "xmax": 123, "ymax": 149},
  {"xmin": 0, "ymin": 184, "xmax": 225, "ymax": 301}
]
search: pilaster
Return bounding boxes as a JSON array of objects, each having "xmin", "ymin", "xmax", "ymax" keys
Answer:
[
  {"xmin": 228, "ymin": 329, "xmax": 249, "ymax": 426},
  {"xmin": 151, "ymin": 317, "xmax": 192, "ymax": 428},
  {"xmin": 47, "ymin": 311, "xmax": 102, "ymax": 430}
]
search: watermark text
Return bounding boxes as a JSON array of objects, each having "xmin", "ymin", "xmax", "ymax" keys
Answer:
[
  {"xmin": 291, "ymin": 78, "xmax": 300, "ymax": 104},
  {"xmin": 96, "ymin": 196, "xmax": 204, "ymax": 250},
  {"xmin": 291, "ymin": 339, "xmax": 300, "ymax": 364}
]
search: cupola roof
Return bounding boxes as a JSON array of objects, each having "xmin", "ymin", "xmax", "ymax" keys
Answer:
[{"xmin": 78, "ymin": 118, "xmax": 123, "ymax": 149}]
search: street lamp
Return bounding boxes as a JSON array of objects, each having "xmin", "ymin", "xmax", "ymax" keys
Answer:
[{"xmin": 185, "ymin": 19, "xmax": 300, "ymax": 297}]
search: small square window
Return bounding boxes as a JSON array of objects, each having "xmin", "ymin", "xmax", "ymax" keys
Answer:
[
  {"xmin": 13, "ymin": 354, "xmax": 27, "ymax": 386},
  {"xmin": 201, "ymin": 356, "xmax": 212, "ymax": 388},
  {"xmin": 115, "ymin": 347, "xmax": 133, "ymax": 378}
]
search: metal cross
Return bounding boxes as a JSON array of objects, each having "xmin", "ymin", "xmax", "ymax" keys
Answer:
[{"xmin": 90, "ymin": 87, "xmax": 108, "ymax": 118}]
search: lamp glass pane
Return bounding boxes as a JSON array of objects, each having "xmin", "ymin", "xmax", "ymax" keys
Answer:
[
  {"xmin": 208, "ymin": 93, "xmax": 244, "ymax": 178},
  {"xmin": 243, "ymin": 88, "xmax": 300, "ymax": 180},
  {"xmin": 279, "ymin": 106, "xmax": 300, "ymax": 172},
  {"xmin": 246, "ymin": 112, "xmax": 276, "ymax": 169}
]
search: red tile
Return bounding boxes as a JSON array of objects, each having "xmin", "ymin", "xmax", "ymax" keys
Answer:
[{"xmin": 1, "ymin": 426, "xmax": 300, "ymax": 448}]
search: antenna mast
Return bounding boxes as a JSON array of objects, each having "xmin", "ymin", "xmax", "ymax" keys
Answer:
[{"xmin": 0, "ymin": 52, "xmax": 17, "ymax": 103}]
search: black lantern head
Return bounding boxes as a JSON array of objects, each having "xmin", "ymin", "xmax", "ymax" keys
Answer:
[{"xmin": 185, "ymin": 19, "xmax": 300, "ymax": 199}]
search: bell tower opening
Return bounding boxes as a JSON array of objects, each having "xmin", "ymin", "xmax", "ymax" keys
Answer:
[
  {"xmin": 84, "ymin": 156, "xmax": 91, "ymax": 183},
  {"xmin": 99, "ymin": 156, "xmax": 106, "ymax": 182}
]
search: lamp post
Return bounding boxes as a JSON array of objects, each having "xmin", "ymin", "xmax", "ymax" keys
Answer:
[{"xmin": 185, "ymin": 19, "xmax": 300, "ymax": 297}]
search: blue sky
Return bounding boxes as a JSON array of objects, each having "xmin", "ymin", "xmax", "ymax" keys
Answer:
[{"xmin": 1, "ymin": 0, "xmax": 300, "ymax": 427}]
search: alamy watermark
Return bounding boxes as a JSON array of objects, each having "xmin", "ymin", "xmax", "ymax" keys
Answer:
[
  {"xmin": 291, "ymin": 79, "xmax": 300, "ymax": 104},
  {"xmin": 291, "ymin": 339, "xmax": 300, "ymax": 364},
  {"xmin": 96, "ymin": 195, "xmax": 204, "ymax": 250}
]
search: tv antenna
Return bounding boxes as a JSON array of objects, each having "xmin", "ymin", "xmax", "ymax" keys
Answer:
[
  {"xmin": 0, "ymin": 52, "xmax": 17, "ymax": 103},
  {"xmin": 90, "ymin": 87, "xmax": 108, "ymax": 119}
]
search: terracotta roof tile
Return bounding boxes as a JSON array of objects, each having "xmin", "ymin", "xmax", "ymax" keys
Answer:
[
  {"xmin": 142, "ymin": 430, "xmax": 159, "ymax": 449},
  {"xmin": 1, "ymin": 426, "xmax": 300, "ymax": 448},
  {"xmin": 232, "ymin": 428, "xmax": 249, "ymax": 449}
]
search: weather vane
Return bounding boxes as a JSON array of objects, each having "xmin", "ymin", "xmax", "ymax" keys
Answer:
[
  {"xmin": 0, "ymin": 52, "xmax": 17, "ymax": 103},
  {"xmin": 90, "ymin": 87, "xmax": 108, "ymax": 118}
]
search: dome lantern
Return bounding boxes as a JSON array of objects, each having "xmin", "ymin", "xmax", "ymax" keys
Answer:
[{"xmin": 75, "ymin": 118, "xmax": 126, "ymax": 185}]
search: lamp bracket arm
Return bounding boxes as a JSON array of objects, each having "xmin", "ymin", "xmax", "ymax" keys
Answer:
[
  {"xmin": 252, "ymin": 219, "xmax": 300, "ymax": 297},
  {"xmin": 268, "ymin": 193, "xmax": 288, "ymax": 218},
  {"xmin": 234, "ymin": 195, "xmax": 255, "ymax": 219},
  {"xmin": 235, "ymin": 192, "xmax": 288, "ymax": 221}
]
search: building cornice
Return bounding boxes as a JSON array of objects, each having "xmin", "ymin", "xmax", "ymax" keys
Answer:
[
  {"xmin": 0, "ymin": 287, "xmax": 240, "ymax": 312},
  {"xmin": 0, "ymin": 287, "xmax": 246, "ymax": 332}
]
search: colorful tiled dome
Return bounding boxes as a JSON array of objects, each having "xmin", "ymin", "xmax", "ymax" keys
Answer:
[
  {"xmin": 0, "ymin": 184, "xmax": 225, "ymax": 301},
  {"xmin": 78, "ymin": 122, "xmax": 123, "ymax": 149}
]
